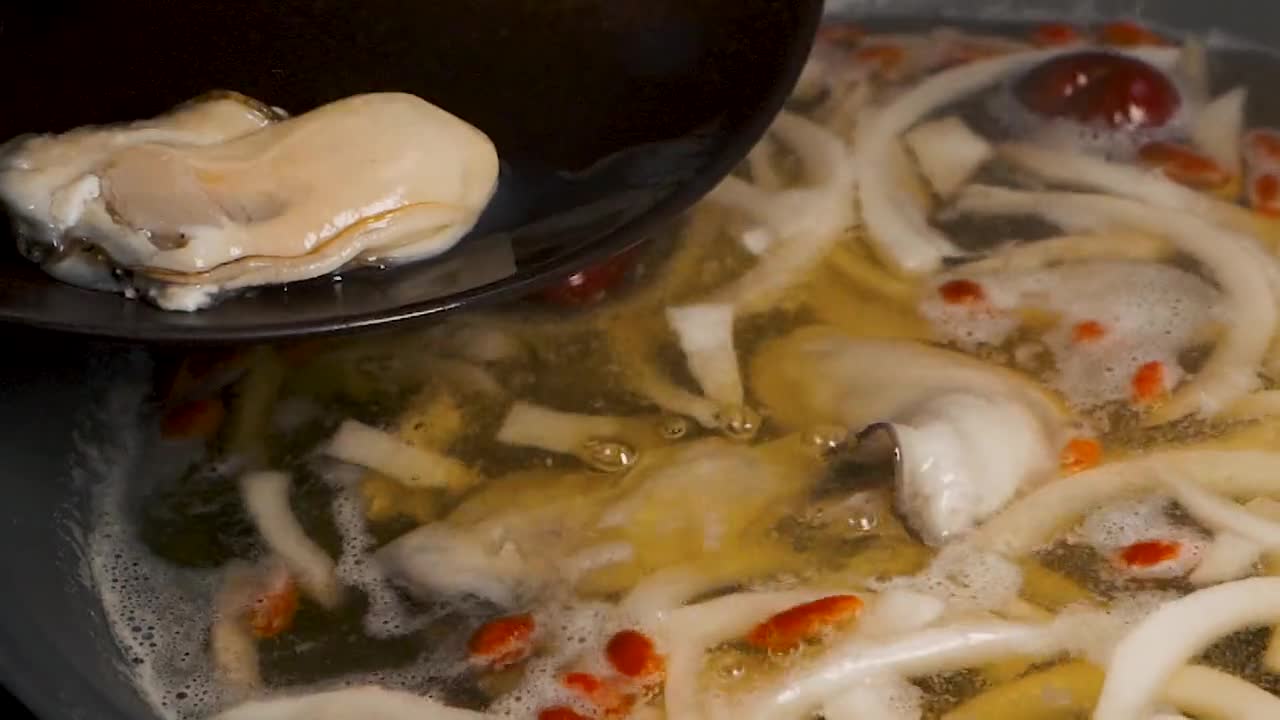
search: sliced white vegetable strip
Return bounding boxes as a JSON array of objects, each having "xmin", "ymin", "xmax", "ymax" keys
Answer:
[
  {"xmin": 746, "ymin": 134, "xmax": 784, "ymax": 191},
  {"xmin": 210, "ymin": 562, "xmax": 268, "ymax": 694},
  {"xmin": 1169, "ymin": 475, "xmax": 1280, "ymax": 548},
  {"xmin": 1094, "ymin": 577, "xmax": 1280, "ymax": 720},
  {"xmin": 956, "ymin": 232, "xmax": 1170, "ymax": 274},
  {"xmin": 855, "ymin": 44, "xmax": 1179, "ymax": 277},
  {"xmin": 607, "ymin": 325, "xmax": 723, "ymax": 429},
  {"xmin": 1224, "ymin": 390, "xmax": 1280, "ymax": 420},
  {"xmin": 496, "ymin": 401, "xmax": 627, "ymax": 456},
  {"xmin": 903, "ymin": 116, "xmax": 993, "ymax": 198},
  {"xmin": 708, "ymin": 112, "xmax": 857, "ymax": 315},
  {"xmin": 856, "ymin": 590, "xmax": 946, "ymax": 639},
  {"xmin": 1188, "ymin": 532, "xmax": 1260, "ymax": 586},
  {"xmin": 623, "ymin": 566, "xmax": 725, "ymax": 629},
  {"xmin": 1176, "ymin": 37, "xmax": 1211, "ymax": 106},
  {"xmin": 856, "ymin": 52, "xmax": 1050, "ymax": 274},
  {"xmin": 1164, "ymin": 664, "xmax": 1280, "ymax": 720},
  {"xmin": 737, "ymin": 621, "xmax": 1060, "ymax": 720},
  {"xmin": 660, "ymin": 590, "xmax": 830, "ymax": 720},
  {"xmin": 998, "ymin": 143, "xmax": 1262, "ymax": 235},
  {"xmin": 708, "ymin": 112, "xmax": 853, "ymax": 242},
  {"xmin": 324, "ymin": 419, "xmax": 475, "ymax": 492},
  {"xmin": 211, "ymin": 685, "xmax": 493, "ymax": 720},
  {"xmin": 972, "ymin": 450, "xmax": 1280, "ymax": 555},
  {"xmin": 209, "ymin": 617, "xmax": 260, "ymax": 695},
  {"xmin": 820, "ymin": 675, "xmax": 924, "ymax": 720},
  {"xmin": 667, "ymin": 304, "xmax": 744, "ymax": 408},
  {"xmin": 953, "ymin": 185, "xmax": 1275, "ymax": 424},
  {"xmin": 240, "ymin": 471, "xmax": 341, "ymax": 609},
  {"xmin": 1192, "ymin": 87, "xmax": 1248, "ymax": 176}
]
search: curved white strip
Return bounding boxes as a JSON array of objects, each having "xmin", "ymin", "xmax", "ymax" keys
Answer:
[
  {"xmin": 1095, "ymin": 577, "xmax": 1280, "ymax": 720},
  {"xmin": 953, "ymin": 185, "xmax": 1275, "ymax": 424},
  {"xmin": 1165, "ymin": 664, "xmax": 1280, "ymax": 720},
  {"xmin": 211, "ymin": 685, "xmax": 492, "ymax": 720},
  {"xmin": 240, "ymin": 471, "xmax": 341, "ymax": 609},
  {"xmin": 973, "ymin": 450, "xmax": 1280, "ymax": 556},
  {"xmin": 324, "ymin": 419, "xmax": 475, "ymax": 491}
]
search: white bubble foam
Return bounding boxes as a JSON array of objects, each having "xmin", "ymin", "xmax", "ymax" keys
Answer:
[
  {"xmin": 487, "ymin": 601, "xmax": 619, "ymax": 719},
  {"xmin": 1078, "ymin": 496, "xmax": 1180, "ymax": 550},
  {"xmin": 1074, "ymin": 497, "xmax": 1208, "ymax": 579},
  {"xmin": 922, "ymin": 260, "xmax": 1221, "ymax": 408},
  {"xmin": 873, "ymin": 543, "xmax": 1023, "ymax": 614},
  {"xmin": 322, "ymin": 466, "xmax": 418, "ymax": 639},
  {"xmin": 85, "ymin": 388, "xmax": 228, "ymax": 719}
]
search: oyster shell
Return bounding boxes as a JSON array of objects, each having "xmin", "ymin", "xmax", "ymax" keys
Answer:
[{"xmin": 0, "ymin": 91, "xmax": 499, "ymax": 311}]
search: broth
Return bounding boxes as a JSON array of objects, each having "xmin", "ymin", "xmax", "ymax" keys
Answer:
[{"xmin": 90, "ymin": 16, "xmax": 1280, "ymax": 720}]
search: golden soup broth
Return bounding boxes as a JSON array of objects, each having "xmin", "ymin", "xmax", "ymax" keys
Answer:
[{"xmin": 91, "ymin": 17, "xmax": 1280, "ymax": 720}]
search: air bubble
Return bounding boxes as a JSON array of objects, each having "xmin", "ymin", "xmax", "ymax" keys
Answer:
[
  {"xmin": 716, "ymin": 405, "xmax": 762, "ymax": 441},
  {"xmin": 579, "ymin": 439, "xmax": 638, "ymax": 473},
  {"xmin": 804, "ymin": 425, "xmax": 848, "ymax": 453},
  {"xmin": 657, "ymin": 416, "xmax": 689, "ymax": 440}
]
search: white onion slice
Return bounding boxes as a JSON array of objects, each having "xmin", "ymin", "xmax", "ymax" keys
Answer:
[
  {"xmin": 1192, "ymin": 87, "xmax": 1249, "ymax": 176},
  {"xmin": 708, "ymin": 112, "xmax": 857, "ymax": 315},
  {"xmin": 820, "ymin": 675, "xmax": 923, "ymax": 720},
  {"xmin": 240, "ymin": 471, "xmax": 341, "ymax": 609},
  {"xmin": 209, "ymin": 617, "xmax": 260, "ymax": 694},
  {"xmin": 849, "ymin": 46, "xmax": 1179, "ymax": 275},
  {"xmin": 1164, "ymin": 664, "xmax": 1280, "ymax": 720},
  {"xmin": 607, "ymin": 324, "xmax": 723, "ymax": 429},
  {"xmin": 708, "ymin": 112, "xmax": 854, "ymax": 244},
  {"xmin": 737, "ymin": 621, "xmax": 1059, "ymax": 720},
  {"xmin": 660, "ymin": 590, "xmax": 829, "ymax": 720},
  {"xmin": 972, "ymin": 450, "xmax": 1280, "ymax": 555},
  {"xmin": 622, "ymin": 566, "xmax": 723, "ymax": 629},
  {"xmin": 496, "ymin": 401, "xmax": 626, "ymax": 456},
  {"xmin": 211, "ymin": 685, "xmax": 492, "ymax": 720},
  {"xmin": 1095, "ymin": 577, "xmax": 1280, "ymax": 720},
  {"xmin": 1169, "ymin": 475, "xmax": 1280, "ymax": 548},
  {"xmin": 666, "ymin": 304, "xmax": 743, "ymax": 409},
  {"xmin": 1224, "ymin": 390, "xmax": 1280, "ymax": 420},
  {"xmin": 855, "ymin": 51, "xmax": 1054, "ymax": 275},
  {"xmin": 903, "ymin": 116, "xmax": 993, "ymax": 198},
  {"xmin": 324, "ymin": 419, "xmax": 475, "ymax": 491},
  {"xmin": 746, "ymin": 134, "xmax": 784, "ymax": 192},
  {"xmin": 210, "ymin": 562, "xmax": 269, "ymax": 694},
  {"xmin": 956, "ymin": 232, "xmax": 1170, "ymax": 274},
  {"xmin": 1176, "ymin": 37, "xmax": 1211, "ymax": 106},
  {"xmin": 997, "ymin": 143, "xmax": 1261, "ymax": 236},
  {"xmin": 953, "ymin": 185, "xmax": 1275, "ymax": 424},
  {"xmin": 1189, "ymin": 531, "xmax": 1260, "ymax": 586}
]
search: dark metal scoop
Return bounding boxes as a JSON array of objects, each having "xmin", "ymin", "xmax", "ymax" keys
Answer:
[{"xmin": 0, "ymin": 0, "xmax": 822, "ymax": 343}]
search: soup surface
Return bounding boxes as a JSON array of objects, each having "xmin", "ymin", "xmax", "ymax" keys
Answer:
[{"xmin": 89, "ymin": 16, "xmax": 1280, "ymax": 720}]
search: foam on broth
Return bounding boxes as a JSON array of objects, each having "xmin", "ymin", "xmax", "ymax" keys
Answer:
[{"xmin": 83, "ymin": 13, "xmax": 1280, "ymax": 720}]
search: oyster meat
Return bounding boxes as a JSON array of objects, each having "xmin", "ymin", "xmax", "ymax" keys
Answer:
[{"xmin": 0, "ymin": 91, "xmax": 499, "ymax": 311}]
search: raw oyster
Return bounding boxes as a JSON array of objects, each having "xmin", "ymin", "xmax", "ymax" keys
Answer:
[{"xmin": 0, "ymin": 91, "xmax": 499, "ymax": 311}]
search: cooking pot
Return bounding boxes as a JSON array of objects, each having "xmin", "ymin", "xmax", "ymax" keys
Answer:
[{"xmin": 0, "ymin": 1, "xmax": 1274, "ymax": 718}]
